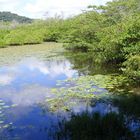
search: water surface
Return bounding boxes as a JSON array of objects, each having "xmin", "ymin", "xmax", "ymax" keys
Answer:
[
  {"xmin": 0, "ymin": 43, "xmax": 101, "ymax": 139},
  {"xmin": 0, "ymin": 43, "xmax": 138, "ymax": 139}
]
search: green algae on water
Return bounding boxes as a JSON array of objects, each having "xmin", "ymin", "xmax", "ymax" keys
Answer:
[{"xmin": 0, "ymin": 42, "xmax": 64, "ymax": 66}]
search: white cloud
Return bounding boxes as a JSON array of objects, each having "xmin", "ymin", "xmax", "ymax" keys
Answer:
[
  {"xmin": 0, "ymin": 0, "xmax": 20, "ymax": 12},
  {"xmin": 25, "ymin": 58, "xmax": 76, "ymax": 78},
  {"xmin": 0, "ymin": 58, "xmax": 77, "ymax": 106},
  {"xmin": 0, "ymin": 0, "xmax": 18, "ymax": 3},
  {"xmin": 0, "ymin": 84, "xmax": 51, "ymax": 106},
  {"xmin": 0, "ymin": 0, "xmax": 111, "ymax": 18},
  {"xmin": 0, "ymin": 66, "xmax": 20, "ymax": 86},
  {"xmin": 28, "ymin": 59, "xmax": 49, "ymax": 75},
  {"xmin": 24, "ymin": 0, "xmax": 111, "ymax": 18},
  {"xmin": 0, "ymin": 74, "xmax": 15, "ymax": 85}
]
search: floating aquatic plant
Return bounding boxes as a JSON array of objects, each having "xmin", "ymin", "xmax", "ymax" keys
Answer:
[
  {"xmin": 45, "ymin": 74, "xmax": 130, "ymax": 112},
  {"xmin": 45, "ymin": 75, "xmax": 112, "ymax": 112}
]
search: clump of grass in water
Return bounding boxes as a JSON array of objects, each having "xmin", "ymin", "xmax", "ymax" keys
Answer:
[{"xmin": 56, "ymin": 112, "xmax": 135, "ymax": 140}]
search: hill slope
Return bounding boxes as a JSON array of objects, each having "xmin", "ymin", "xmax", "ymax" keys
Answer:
[{"xmin": 0, "ymin": 12, "xmax": 33, "ymax": 23}]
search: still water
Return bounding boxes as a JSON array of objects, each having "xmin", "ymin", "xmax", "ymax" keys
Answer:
[
  {"xmin": 0, "ymin": 43, "xmax": 132, "ymax": 139},
  {"xmin": 0, "ymin": 59, "xmax": 78, "ymax": 139},
  {"xmin": 0, "ymin": 43, "xmax": 78, "ymax": 139}
]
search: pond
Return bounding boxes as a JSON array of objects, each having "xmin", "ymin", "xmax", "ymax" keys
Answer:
[{"xmin": 0, "ymin": 43, "xmax": 139, "ymax": 139}]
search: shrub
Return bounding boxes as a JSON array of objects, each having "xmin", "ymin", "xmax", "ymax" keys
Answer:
[
  {"xmin": 65, "ymin": 42, "xmax": 93, "ymax": 52},
  {"xmin": 123, "ymin": 55, "xmax": 140, "ymax": 81}
]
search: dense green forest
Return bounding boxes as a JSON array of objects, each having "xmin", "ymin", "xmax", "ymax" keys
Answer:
[
  {"xmin": 0, "ymin": 0, "xmax": 139, "ymax": 85},
  {"xmin": 0, "ymin": 12, "xmax": 32, "ymax": 23}
]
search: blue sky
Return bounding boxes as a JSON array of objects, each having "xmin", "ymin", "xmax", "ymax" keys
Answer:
[{"xmin": 0, "ymin": 0, "xmax": 111, "ymax": 19}]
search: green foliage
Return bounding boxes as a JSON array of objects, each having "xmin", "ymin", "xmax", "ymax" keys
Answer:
[
  {"xmin": 5, "ymin": 25, "xmax": 45, "ymax": 45},
  {"xmin": 0, "ymin": 19, "xmax": 65, "ymax": 47},
  {"xmin": 123, "ymin": 55, "xmax": 140, "ymax": 81},
  {"xmin": 62, "ymin": 0, "xmax": 140, "ymax": 64},
  {"xmin": 42, "ymin": 19, "xmax": 62, "ymax": 42},
  {"xmin": 122, "ymin": 16, "xmax": 140, "ymax": 56},
  {"xmin": 0, "ymin": 22, "xmax": 50, "ymax": 46},
  {"xmin": 0, "ymin": 29, "xmax": 10, "ymax": 47},
  {"xmin": 65, "ymin": 42, "xmax": 92, "ymax": 52},
  {"xmin": 95, "ymin": 15, "xmax": 140, "ymax": 62},
  {"xmin": 62, "ymin": 0, "xmax": 140, "ymax": 85}
]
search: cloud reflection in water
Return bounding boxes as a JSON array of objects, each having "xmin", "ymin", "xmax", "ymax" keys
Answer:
[{"xmin": 0, "ymin": 58, "xmax": 77, "ymax": 107}]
